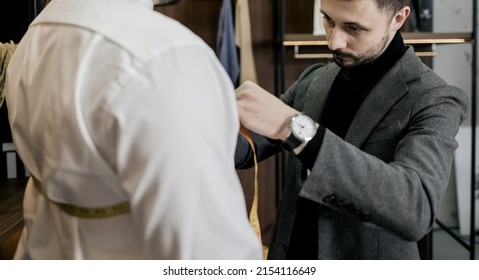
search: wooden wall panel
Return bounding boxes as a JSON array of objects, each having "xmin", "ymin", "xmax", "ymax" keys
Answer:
[{"xmin": 284, "ymin": 0, "xmax": 314, "ymax": 34}]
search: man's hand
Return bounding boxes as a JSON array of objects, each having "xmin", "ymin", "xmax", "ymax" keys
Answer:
[{"xmin": 236, "ymin": 81, "xmax": 298, "ymax": 141}]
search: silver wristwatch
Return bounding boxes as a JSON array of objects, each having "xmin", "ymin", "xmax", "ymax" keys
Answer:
[{"xmin": 281, "ymin": 113, "xmax": 317, "ymax": 151}]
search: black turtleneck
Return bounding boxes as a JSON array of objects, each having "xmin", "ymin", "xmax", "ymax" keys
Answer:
[{"xmin": 287, "ymin": 31, "xmax": 407, "ymax": 260}]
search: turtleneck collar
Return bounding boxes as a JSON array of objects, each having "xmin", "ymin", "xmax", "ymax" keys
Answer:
[{"xmin": 321, "ymin": 31, "xmax": 407, "ymax": 139}]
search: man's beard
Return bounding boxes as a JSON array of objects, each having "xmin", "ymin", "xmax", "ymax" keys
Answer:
[
  {"xmin": 154, "ymin": 0, "xmax": 181, "ymax": 7},
  {"xmin": 332, "ymin": 32, "xmax": 390, "ymax": 69}
]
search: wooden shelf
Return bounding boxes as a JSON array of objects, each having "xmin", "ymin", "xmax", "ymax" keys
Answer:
[
  {"xmin": 283, "ymin": 32, "xmax": 474, "ymax": 46},
  {"xmin": 283, "ymin": 32, "xmax": 473, "ymax": 60},
  {"xmin": 0, "ymin": 178, "xmax": 27, "ymax": 244}
]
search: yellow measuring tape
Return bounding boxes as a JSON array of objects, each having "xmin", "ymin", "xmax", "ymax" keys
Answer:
[
  {"xmin": 31, "ymin": 176, "xmax": 130, "ymax": 219},
  {"xmin": 240, "ymin": 125, "xmax": 268, "ymax": 258}
]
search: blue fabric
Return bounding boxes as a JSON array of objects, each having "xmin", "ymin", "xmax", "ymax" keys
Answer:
[{"xmin": 216, "ymin": 0, "xmax": 239, "ymax": 86}]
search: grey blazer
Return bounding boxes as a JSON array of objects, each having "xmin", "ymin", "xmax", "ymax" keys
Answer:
[{"xmin": 235, "ymin": 46, "xmax": 469, "ymax": 259}]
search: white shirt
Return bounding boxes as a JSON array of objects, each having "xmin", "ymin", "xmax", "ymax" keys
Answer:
[{"xmin": 6, "ymin": 0, "xmax": 262, "ymax": 259}]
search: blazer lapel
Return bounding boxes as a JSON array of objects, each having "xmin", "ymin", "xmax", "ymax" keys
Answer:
[
  {"xmin": 302, "ymin": 63, "xmax": 340, "ymax": 122},
  {"xmin": 345, "ymin": 47, "xmax": 420, "ymax": 147}
]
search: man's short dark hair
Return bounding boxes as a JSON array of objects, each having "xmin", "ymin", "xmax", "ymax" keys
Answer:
[{"xmin": 375, "ymin": 0, "xmax": 409, "ymax": 17}]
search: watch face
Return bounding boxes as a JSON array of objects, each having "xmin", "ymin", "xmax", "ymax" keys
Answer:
[{"xmin": 291, "ymin": 114, "xmax": 316, "ymax": 142}]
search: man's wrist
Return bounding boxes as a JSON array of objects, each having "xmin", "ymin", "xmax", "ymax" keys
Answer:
[{"xmin": 278, "ymin": 113, "xmax": 296, "ymax": 141}]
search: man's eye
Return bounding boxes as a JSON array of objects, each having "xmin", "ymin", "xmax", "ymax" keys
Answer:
[{"xmin": 347, "ymin": 26, "xmax": 360, "ymax": 33}]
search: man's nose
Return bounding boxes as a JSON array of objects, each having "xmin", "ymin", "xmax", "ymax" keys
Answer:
[{"xmin": 328, "ymin": 28, "xmax": 347, "ymax": 51}]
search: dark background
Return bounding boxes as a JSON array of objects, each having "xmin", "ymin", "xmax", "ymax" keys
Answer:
[{"xmin": 0, "ymin": 0, "xmax": 43, "ymax": 179}]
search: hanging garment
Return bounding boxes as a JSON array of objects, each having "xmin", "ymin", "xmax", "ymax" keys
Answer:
[
  {"xmin": 416, "ymin": 0, "xmax": 433, "ymax": 32},
  {"xmin": 313, "ymin": 0, "xmax": 325, "ymax": 35},
  {"xmin": 0, "ymin": 41, "xmax": 17, "ymax": 108},
  {"xmin": 217, "ymin": 0, "xmax": 240, "ymax": 85},
  {"xmin": 235, "ymin": 0, "xmax": 257, "ymax": 83}
]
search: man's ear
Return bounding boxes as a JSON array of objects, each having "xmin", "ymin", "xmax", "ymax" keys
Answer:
[{"xmin": 391, "ymin": 6, "xmax": 411, "ymax": 31}]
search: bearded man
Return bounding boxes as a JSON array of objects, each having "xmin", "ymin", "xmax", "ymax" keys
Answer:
[{"xmin": 235, "ymin": 0, "xmax": 468, "ymax": 259}]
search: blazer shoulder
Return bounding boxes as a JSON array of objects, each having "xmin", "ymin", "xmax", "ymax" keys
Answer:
[
  {"xmin": 297, "ymin": 63, "xmax": 329, "ymax": 83},
  {"xmin": 300, "ymin": 63, "xmax": 325, "ymax": 76}
]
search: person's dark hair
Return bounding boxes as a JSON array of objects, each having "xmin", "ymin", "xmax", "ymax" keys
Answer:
[{"xmin": 375, "ymin": 0, "xmax": 409, "ymax": 17}]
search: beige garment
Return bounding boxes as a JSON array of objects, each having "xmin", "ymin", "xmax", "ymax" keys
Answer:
[
  {"xmin": 0, "ymin": 41, "xmax": 17, "ymax": 108},
  {"xmin": 235, "ymin": 0, "xmax": 257, "ymax": 83},
  {"xmin": 313, "ymin": 0, "xmax": 325, "ymax": 35}
]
